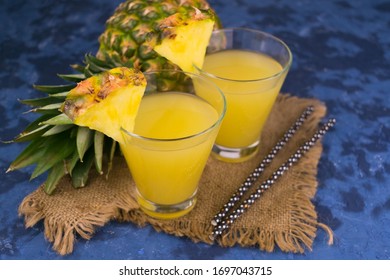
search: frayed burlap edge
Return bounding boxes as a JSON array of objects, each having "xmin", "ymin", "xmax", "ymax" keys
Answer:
[
  {"xmin": 18, "ymin": 175, "xmax": 139, "ymax": 255},
  {"xmin": 19, "ymin": 198, "xmax": 116, "ymax": 255}
]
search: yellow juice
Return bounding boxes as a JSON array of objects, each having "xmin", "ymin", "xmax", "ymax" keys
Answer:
[
  {"xmin": 120, "ymin": 92, "xmax": 219, "ymax": 219},
  {"xmin": 202, "ymin": 49, "xmax": 285, "ymax": 148}
]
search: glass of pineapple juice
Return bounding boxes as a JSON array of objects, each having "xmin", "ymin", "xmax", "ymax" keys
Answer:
[
  {"xmin": 194, "ymin": 28, "xmax": 292, "ymax": 162},
  {"xmin": 120, "ymin": 70, "xmax": 226, "ymax": 219}
]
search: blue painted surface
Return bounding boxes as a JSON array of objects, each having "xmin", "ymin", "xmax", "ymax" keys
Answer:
[{"xmin": 1, "ymin": 0, "xmax": 389, "ymax": 260}]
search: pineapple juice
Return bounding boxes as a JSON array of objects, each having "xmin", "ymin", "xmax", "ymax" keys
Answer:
[
  {"xmin": 121, "ymin": 92, "xmax": 220, "ymax": 219},
  {"xmin": 202, "ymin": 49, "xmax": 285, "ymax": 149}
]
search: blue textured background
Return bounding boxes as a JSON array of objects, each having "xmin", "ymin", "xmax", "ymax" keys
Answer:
[{"xmin": 1, "ymin": 0, "xmax": 389, "ymax": 260}]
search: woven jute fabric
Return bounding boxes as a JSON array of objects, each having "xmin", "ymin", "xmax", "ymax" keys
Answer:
[{"xmin": 19, "ymin": 94, "xmax": 333, "ymax": 255}]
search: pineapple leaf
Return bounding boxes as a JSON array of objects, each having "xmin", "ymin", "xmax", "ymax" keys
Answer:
[
  {"xmin": 33, "ymin": 103, "xmax": 63, "ymax": 111},
  {"xmin": 16, "ymin": 115, "xmax": 50, "ymax": 138},
  {"xmin": 85, "ymin": 53, "xmax": 116, "ymax": 69},
  {"xmin": 71, "ymin": 63, "xmax": 86, "ymax": 73},
  {"xmin": 7, "ymin": 138, "xmax": 46, "ymax": 172},
  {"xmin": 87, "ymin": 63, "xmax": 108, "ymax": 73},
  {"xmin": 14, "ymin": 124, "xmax": 51, "ymax": 142},
  {"xmin": 33, "ymin": 84, "xmax": 75, "ymax": 94},
  {"xmin": 66, "ymin": 150, "xmax": 80, "ymax": 175},
  {"xmin": 31, "ymin": 109, "xmax": 61, "ymax": 116},
  {"xmin": 84, "ymin": 54, "xmax": 122, "ymax": 74},
  {"xmin": 42, "ymin": 124, "xmax": 73, "ymax": 137},
  {"xmin": 71, "ymin": 149, "xmax": 94, "ymax": 188},
  {"xmin": 48, "ymin": 91, "xmax": 70, "ymax": 98},
  {"xmin": 30, "ymin": 135, "xmax": 75, "ymax": 180},
  {"xmin": 40, "ymin": 113, "xmax": 73, "ymax": 125},
  {"xmin": 83, "ymin": 65, "xmax": 95, "ymax": 78},
  {"xmin": 76, "ymin": 126, "xmax": 94, "ymax": 161},
  {"xmin": 70, "ymin": 126, "xmax": 78, "ymax": 139},
  {"xmin": 106, "ymin": 139, "xmax": 117, "ymax": 179},
  {"xmin": 20, "ymin": 114, "xmax": 53, "ymax": 132},
  {"xmin": 57, "ymin": 73, "xmax": 86, "ymax": 82},
  {"xmin": 94, "ymin": 131, "xmax": 105, "ymax": 175},
  {"xmin": 19, "ymin": 96, "xmax": 63, "ymax": 107},
  {"xmin": 44, "ymin": 161, "xmax": 67, "ymax": 195}
]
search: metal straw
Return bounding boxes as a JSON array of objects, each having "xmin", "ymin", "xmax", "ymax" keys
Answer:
[
  {"xmin": 211, "ymin": 106, "xmax": 315, "ymax": 226},
  {"xmin": 210, "ymin": 118, "xmax": 336, "ymax": 241}
]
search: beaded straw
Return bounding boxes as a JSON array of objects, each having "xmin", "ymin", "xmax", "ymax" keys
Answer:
[
  {"xmin": 211, "ymin": 106, "xmax": 315, "ymax": 226},
  {"xmin": 210, "ymin": 118, "xmax": 336, "ymax": 241}
]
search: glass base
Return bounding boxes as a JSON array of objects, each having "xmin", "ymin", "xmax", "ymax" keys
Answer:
[
  {"xmin": 136, "ymin": 192, "xmax": 197, "ymax": 219},
  {"xmin": 212, "ymin": 140, "xmax": 259, "ymax": 163}
]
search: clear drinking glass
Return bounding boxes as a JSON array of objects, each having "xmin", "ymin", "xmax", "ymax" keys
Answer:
[
  {"xmin": 194, "ymin": 28, "xmax": 292, "ymax": 162},
  {"xmin": 120, "ymin": 70, "xmax": 226, "ymax": 219}
]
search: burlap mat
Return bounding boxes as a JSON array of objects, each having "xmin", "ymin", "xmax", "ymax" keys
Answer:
[{"xmin": 18, "ymin": 94, "xmax": 333, "ymax": 256}]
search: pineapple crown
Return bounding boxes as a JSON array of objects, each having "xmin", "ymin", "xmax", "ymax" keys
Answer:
[{"xmin": 7, "ymin": 55, "xmax": 128, "ymax": 194}]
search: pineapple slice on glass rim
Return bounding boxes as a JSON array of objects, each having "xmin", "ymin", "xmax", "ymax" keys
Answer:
[
  {"xmin": 153, "ymin": 8, "xmax": 215, "ymax": 73},
  {"xmin": 62, "ymin": 67, "xmax": 146, "ymax": 145}
]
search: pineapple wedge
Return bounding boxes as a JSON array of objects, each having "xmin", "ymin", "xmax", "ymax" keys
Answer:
[
  {"xmin": 62, "ymin": 67, "xmax": 146, "ymax": 144},
  {"xmin": 153, "ymin": 8, "xmax": 215, "ymax": 72}
]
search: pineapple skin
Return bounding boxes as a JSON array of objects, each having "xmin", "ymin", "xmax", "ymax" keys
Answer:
[{"xmin": 97, "ymin": 0, "xmax": 221, "ymax": 72}]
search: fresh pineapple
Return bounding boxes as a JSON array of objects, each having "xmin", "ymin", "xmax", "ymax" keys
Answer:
[
  {"xmin": 8, "ymin": 0, "xmax": 220, "ymax": 194},
  {"xmin": 97, "ymin": 0, "xmax": 221, "ymax": 72},
  {"xmin": 62, "ymin": 67, "xmax": 146, "ymax": 144}
]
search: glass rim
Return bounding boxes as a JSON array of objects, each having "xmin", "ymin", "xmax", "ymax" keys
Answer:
[
  {"xmin": 194, "ymin": 27, "xmax": 293, "ymax": 83},
  {"xmin": 121, "ymin": 70, "xmax": 226, "ymax": 143}
]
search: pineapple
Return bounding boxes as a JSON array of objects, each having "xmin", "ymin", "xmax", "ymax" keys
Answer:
[
  {"xmin": 97, "ymin": 0, "xmax": 221, "ymax": 72},
  {"xmin": 62, "ymin": 67, "xmax": 146, "ymax": 144},
  {"xmin": 8, "ymin": 0, "xmax": 220, "ymax": 195}
]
